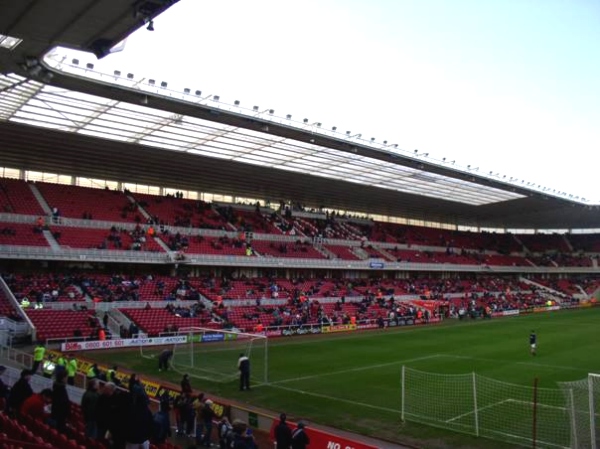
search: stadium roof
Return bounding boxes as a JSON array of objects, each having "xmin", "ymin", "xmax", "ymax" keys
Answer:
[{"xmin": 1, "ymin": 0, "xmax": 599, "ymax": 230}]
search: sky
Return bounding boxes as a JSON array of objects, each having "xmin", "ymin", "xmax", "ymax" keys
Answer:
[{"xmin": 74, "ymin": 0, "xmax": 600, "ymax": 203}]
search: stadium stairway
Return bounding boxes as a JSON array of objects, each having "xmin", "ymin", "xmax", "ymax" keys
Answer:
[
  {"xmin": 42, "ymin": 229, "xmax": 61, "ymax": 250},
  {"xmin": 27, "ymin": 183, "xmax": 53, "ymax": 215}
]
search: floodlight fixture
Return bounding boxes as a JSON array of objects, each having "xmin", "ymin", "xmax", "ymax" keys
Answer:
[
  {"xmin": 286, "ymin": 114, "xmax": 292, "ymax": 119},
  {"xmin": 346, "ymin": 131, "xmax": 351, "ymax": 135},
  {"xmin": 234, "ymin": 100, "xmax": 240, "ymax": 105},
  {"xmin": 303, "ymin": 118, "xmax": 309, "ymax": 123},
  {"xmin": 195, "ymin": 90, "xmax": 201, "ymax": 96},
  {"xmin": 86, "ymin": 63, "xmax": 94, "ymax": 70},
  {"xmin": 160, "ymin": 81, "xmax": 168, "ymax": 88},
  {"xmin": 383, "ymin": 140, "xmax": 387, "ymax": 144},
  {"xmin": 316, "ymin": 123, "xmax": 322, "ymax": 127},
  {"xmin": 114, "ymin": 70, "xmax": 121, "ymax": 77},
  {"xmin": 213, "ymin": 95, "xmax": 220, "ymax": 101},
  {"xmin": 269, "ymin": 109, "xmax": 274, "ymax": 114},
  {"xmin": 183, "ymin": 88, "xmax": 190, "ymax": 94},
  {"xmin": 253, "ymin": 106, "xmax": 259, "ymax": 111},
  {"xmin": 149, "ymin": 79, "xmax": 155, "ymax": 85},
  {"xmin": 370, "ymin": 137, "xmax": 375, "ymax": 142},
  {"xmin": 127, "ymin": 73, "xmax": 134, "ymax": 79},
  {"xmin": 332, "ymin": 126, "xmax": 337, "ymax": 131},
  {"xmin": 72, "ymin": 59, "xmax": 79, "ymax": 65}
]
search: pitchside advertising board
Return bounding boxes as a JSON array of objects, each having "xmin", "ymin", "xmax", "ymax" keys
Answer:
[{"xmin": 61, "ymin": 335, "xmax": 188, "ymax": 351}]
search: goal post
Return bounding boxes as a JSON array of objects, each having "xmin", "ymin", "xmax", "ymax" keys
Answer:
[
  {"xmin": 559, "ymin": 373, "xmax": 600, "ymax": 449},
  {"xmin": 165, "ymin": 327, "xmax": 268, "ymax": 385},
  {"xmin": 401, "ymin": 366, "xmax": 570, "ymax": 448}
]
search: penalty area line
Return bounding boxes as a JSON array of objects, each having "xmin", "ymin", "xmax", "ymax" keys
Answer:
[
  {"xmin": 270, "ymin": 354, "xmax": 443, "ymax": 385},
  {"xmin": 268, "ymin": 383, "xmax": 401, "ymax": 415}
]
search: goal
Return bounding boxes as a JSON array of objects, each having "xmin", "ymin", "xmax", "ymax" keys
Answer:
[
  {"xmin": 142, "ymin": 327, "xmax": 269, "ymax": 384},
  {"xmin": 559, "ymin": 373, "xmax": 600, "ymax": 449},
  {"xmin": 401, "ymin": 366, "xmax": 570, "ymax": 448}
]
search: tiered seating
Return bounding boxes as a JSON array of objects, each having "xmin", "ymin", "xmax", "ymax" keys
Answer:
[
  {"xmin": 53, "ymin": 226, "xmax": 164, "ymax": 252},
  {"xmin": 476, "ymin": 254, "xmax": 529, "ymax": 267},
  {"xmin": 0, "ymin": 178, "xmax": 45, "ymax": 215},
  {"xmin": 251, "ymin": 240, "xmax": 326, "ymax": 259},
  {"xmin": 161, "ymin": 234, "xmax": 248, "ymax": 256},
  {"xmin": 228, "ymin": 209, "xmax": 282, "ymax": 234},
  {"xmin": 568, "ymin": 234, "xmax": 600, "ymax": 252},
  {"xmin": 0, "ymin": 222, "xmax": 49, "ymax": 247},
  {"xmin": 24, "ymin": 309, "xmax": 97, "ymax": 341},
  {"xmin": 322, "ymin": 244, "xmax": 362, "ymax": 260},
  {"xmin": 36, "ymin": 182, "xmax": 139, "ymax": 222},
  {"xmin": 122, "ymin": 308, "xmax": 219, "ymax": 336},
  {"xmin": 5, "ymin": 274, "xmax": 85, "ymax": 303},
  {"xmin": 529, "ymin": 253, "xmax": 593, "ymax": 267},
  {"xmin": 517, "ymin": 233, "xmax": 571, "ymax": 253},
  {"xmin": 133, "ymin": 193, "xmax": 228, "ymax": 229},
  {"xmin": 0, "ymin": 287, "xmax": 22, "ymax": 321},
  {"xmin": 387, "ymin": 248, "xmax": 477, "ymax": 265},
  {"xmin": 0, "ymin": 413, "xmax": 55, "ymax": 448}
]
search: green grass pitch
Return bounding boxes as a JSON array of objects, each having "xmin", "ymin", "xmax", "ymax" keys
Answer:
[{"xmin": 85, "ymin": 307, "xmax": 600, "ymax": 449}]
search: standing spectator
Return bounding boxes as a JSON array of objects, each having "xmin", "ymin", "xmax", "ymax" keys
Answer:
[
  {"xmin": 125, "ymin": 386, "xmax": 154, "ymax": 449},
  {"xmin": 230, "ymin": 419, "xmax": 257, "ymax": 449},
  {"xmin": 238, "ymin": 353, "xmax": 250, "ymax": 391},
  {"xmin": 158, "ymin": 349, "xmax": 173, "ymax": 371},
  {"xmin": 176, "ymin": 391, "xmax": 195, "ymax": 436},
  {"xmin": 217, "ymin": 416, "xmax": 233, "ymax": 449},
  {"xmin": 50, "ymin": 370, "xmax": 71, "ymax": 433},
  {"xmin": 97, "ymin": 382, "xmax": 128, "ymax": 448},
  {"xmin": 66, "ymin": 354, "xmax": 78, "ymax": 386},
  {"xmin": 7, "ymin": 369, "xmax": 33, "ymax": 417},
  {"xmin": 31, "ymin": 342, "xmax": 46, "ymax": 374},
  {"xmin": 275, "ymin": 413, "xmax": 293, "ymax": 449},
  {"xmin": 180, "ymin": 373, "xmax": 192, "ymax": 394},
  {"xmin": 196, "ymin": 398, "xmax": 216, "ymax": 447},
  {"xmin": 81, "ymin": 379, "xmax": 100, "ymax": 439},
  {"xmin": 152, "ymin": 398, "xmax": 172, "ymax": 444},
  {"xmin": 291, "ymin": 422, "xmax": 310, "ymax": 449},
  {"xmin": 20, "ymin": 388, "xmax": 52, "ymax": 422},
  {"xmin": 0, "ymin": 365, "xmax": 10, "ymax": 409}
]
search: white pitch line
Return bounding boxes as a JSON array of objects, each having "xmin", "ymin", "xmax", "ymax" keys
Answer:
[
  {"xmin": 438, "ymin": 354, "xmax": 584, "ymax": 372},
  {"xmin": 269, "ymin": 383, "xmax": 401, "ymax": 414},
  {"xmin": 270, "ymin": 354, "xmax": 443, "ymax": 385},
  {"xmin": 445, "ymin": 399, "xmax": 511, "ymax": 423}
]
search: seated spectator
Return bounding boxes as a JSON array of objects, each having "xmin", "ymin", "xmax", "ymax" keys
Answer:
[{"xmin": 21, "ymin": 388, "xmax": 52, "ymax": 422}]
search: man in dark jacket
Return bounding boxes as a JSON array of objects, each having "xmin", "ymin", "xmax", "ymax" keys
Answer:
[
  {"xmin": 291, "ymin": 422, "xmax": 310, "ymax": 449},
  {"xmin": 7, "ymin": 369, "xmax": 33, "ymax": 417},
  {"xmin": 237, "ymin": 353, "xmax": 250, "ymax": 391},
  {"xmin": 275, "ymin": 413, "xmax": 293, "ymax": 449}
]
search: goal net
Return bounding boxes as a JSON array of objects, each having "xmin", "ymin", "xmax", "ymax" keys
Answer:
[
  {"xmin": 142, "ymin": 327, "xmax": 268, "ymax": 385},
  {"xmin": 401, "ymin": 367, "xmax": 570, "ymax": 448},
  {"xmin": 559, "ymin": 373, "xmax": 600, "ymax": 449}
]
